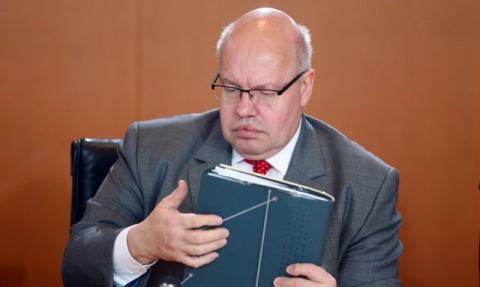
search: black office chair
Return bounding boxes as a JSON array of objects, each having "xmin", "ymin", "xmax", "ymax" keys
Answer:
[{"xmin": 70, "ymin": 138, "xmax": 122, "ymax": 225}]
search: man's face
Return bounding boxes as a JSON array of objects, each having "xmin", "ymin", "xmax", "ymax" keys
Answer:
[{"xmin": 218, "ymin": 32, "xmax": 313, "ymax": 160}]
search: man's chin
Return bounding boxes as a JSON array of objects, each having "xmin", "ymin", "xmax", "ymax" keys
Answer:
[{"xmin": 232, "ymin": 141, "xmax": 262, "ymax": 157}]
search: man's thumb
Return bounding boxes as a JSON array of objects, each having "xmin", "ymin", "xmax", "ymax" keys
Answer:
[{"xmin": 159, "ymin": 179, "xmax": 188, "ymax": 209}]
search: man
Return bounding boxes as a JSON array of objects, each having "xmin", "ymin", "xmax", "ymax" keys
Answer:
[{"xmin": 63, "ymin": 8, "xmax": 402, "ymax": 287}]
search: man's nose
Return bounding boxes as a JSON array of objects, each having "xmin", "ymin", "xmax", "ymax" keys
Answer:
[{"xmin": 235, "ymin": 92, "xmax": 257, "ymax": 116}]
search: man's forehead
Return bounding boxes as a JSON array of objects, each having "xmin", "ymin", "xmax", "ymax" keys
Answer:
[
  {"xmin": 219, "ymin": 34, "xmax": 296, "ymax": 79},
  {"xmin": 219, "ymin": 18, "xmax": 297, "ymax": 63},
  {"xmin": 216, "ymin": 9, "xmax": 301, "ymax": 84}
]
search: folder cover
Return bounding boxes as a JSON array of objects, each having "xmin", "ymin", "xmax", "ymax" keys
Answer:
[{"xmin": 182, "ymin": 165, "xmax": 334, "ymax": 287}]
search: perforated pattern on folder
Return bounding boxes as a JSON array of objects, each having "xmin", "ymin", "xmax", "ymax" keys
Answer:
[{"xmin": 277, "ymin": 204, "xmax": 316, "ymax": 276}]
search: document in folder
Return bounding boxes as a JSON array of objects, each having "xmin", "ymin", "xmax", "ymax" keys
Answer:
[{"xmin": 182, "ymin": 164, "xmax": 335, "ymax": 287}]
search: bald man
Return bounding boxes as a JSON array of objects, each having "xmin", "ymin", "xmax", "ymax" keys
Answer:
[{"xmin": 63, "ymin": 8, "xmax": 403, "ymax": 287}]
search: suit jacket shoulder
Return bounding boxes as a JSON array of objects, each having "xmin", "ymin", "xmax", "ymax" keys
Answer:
[
  {"xmin": 129, "ymin": 109, "xmax": 222, "ymax": 160},
  {"xmin": 121, "ymin": 109, "xmax": 230, "ymax": 213}
]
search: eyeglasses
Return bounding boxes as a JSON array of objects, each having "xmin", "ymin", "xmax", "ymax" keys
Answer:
[{"xmin": 211, "ymin": 70, "xmax": 308, "ymax": 106}]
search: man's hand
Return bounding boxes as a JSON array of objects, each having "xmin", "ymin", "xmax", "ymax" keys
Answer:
[
  {"xmin": 274, "ymin": 263, "xmax": 336, "ymax": 287},
  {"xmin": 127, "ymin": 180, "xmax": 229, "ymax": 268}
]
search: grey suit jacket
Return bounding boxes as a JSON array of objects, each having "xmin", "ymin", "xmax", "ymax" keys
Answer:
[{"xmin": 62, "ymin": 109, "xmax": 402, "ymax": 287}]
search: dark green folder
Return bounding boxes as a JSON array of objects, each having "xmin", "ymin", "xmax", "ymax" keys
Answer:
[{"xmin": 182, "ymin": 165, "xmax": 334, "ymax": 287}]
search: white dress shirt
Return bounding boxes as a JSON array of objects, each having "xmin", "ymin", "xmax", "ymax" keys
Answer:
[{"xmin": 113, "ymin": 122, "xmax": 302, "ymax": 286}]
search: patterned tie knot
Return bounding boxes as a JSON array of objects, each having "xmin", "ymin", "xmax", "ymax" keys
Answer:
[{"xmin": 245, "ymin": 159, "xmax": 272, "ymax": 175}]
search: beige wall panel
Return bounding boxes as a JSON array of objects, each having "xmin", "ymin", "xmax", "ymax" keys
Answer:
[{"xmin": 0, "ymin": 1, "xmax": 138, "ymax": 286}]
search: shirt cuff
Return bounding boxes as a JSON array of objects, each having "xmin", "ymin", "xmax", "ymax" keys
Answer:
[{"xmin": 113, "ymin": 225, "xmax": 157, "ymax": 286}]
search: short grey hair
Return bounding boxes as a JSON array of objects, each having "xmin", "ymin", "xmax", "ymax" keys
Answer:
[{"xmin": 216, "ymin": 22, "xmax": 313, "ymax": 72}]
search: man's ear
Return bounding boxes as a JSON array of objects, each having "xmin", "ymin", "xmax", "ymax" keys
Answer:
[{"xmin": 300, "ymin": 69, "xmax": 315, "ymax": 107}]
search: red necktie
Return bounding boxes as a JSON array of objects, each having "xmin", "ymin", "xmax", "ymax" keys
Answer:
[{"xmin": 245, "ymin": 159, "xmax": 272, "ymax": 175}]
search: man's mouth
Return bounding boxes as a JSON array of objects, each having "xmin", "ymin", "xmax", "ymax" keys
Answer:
[{"xmin": 233, "ymin": 125, "xmax": 262, "ymax": 138}]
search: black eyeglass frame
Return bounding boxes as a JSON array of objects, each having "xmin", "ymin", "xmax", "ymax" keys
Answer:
[{"xmin": 211, "ymin": 69, "xmax": 309, "ymax": 97}]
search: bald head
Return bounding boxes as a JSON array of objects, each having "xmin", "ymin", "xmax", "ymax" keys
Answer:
[{"xmin": 216, "ymin": 8, "xmax": 312, "ymax": 73}]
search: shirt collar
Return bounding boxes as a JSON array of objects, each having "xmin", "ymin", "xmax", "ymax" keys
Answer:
[{"xmin": 231, "ymin": 120, "xmax": 302, "ymax": 177}]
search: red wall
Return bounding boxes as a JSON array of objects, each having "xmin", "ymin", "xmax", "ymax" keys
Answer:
[{"xmin": 0, "ymin": 1, "xmax": 478, "ymax": 286}]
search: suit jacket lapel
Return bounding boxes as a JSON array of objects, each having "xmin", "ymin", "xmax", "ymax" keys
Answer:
[
  {"xmin": 285, "ymin": 116, "xmax": 327, "ymax": 189},
  {"xmin": 186, "ymin": 121, "xmax": 231, "ymax": 210}
]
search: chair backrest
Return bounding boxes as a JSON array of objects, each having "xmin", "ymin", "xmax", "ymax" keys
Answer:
[{"xmin": 70, "ymin": 138, "xmax": 122, "ymax": 225}]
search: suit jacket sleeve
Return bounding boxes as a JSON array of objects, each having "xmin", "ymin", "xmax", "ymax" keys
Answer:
[
  {"xmin": 62, "ymin": 122, "xmax": 150, "ymax": 287},
  {"xmin": 339, "ymin": 168, "xmax": 403, "ymax": 286}
]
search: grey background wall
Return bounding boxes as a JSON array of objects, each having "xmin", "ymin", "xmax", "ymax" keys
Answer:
[{"xmin": 0, "ymin": 1, "xmax": 478, "ymax": 286}]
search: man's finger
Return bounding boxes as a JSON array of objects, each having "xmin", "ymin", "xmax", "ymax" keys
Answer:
[
  {"xmin": 273, "ymin": 277, "xmax": 317, "ymax": 287},
  {"xmin": 286, "ymin": 263, "xmax": 335, "ymax": 284},
  {"xmin": 183, "ymin": 227, "xmax": 229, "ymax": 245},
  {"xmin": 183, "ymin": 238, "xmax": 228, "ymax": 256},
  {"xmin": 182, "ymin": 213, "xmax": 223, "ymax": 229},
  {"xmin": 158, "ymin": 180, "xmax": 188, "ymax": 209},
  {"xmin": 180, "ymin": 252, "xmax": 220, "ymax": 269}
]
